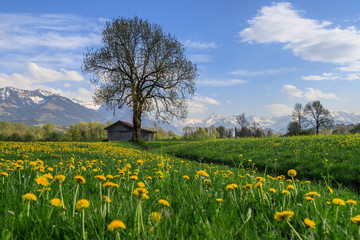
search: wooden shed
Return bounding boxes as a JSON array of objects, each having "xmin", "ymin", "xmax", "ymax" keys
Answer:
[{"xmin": 104, "ymin": 120, "xmax": 156, "ymax": 141}]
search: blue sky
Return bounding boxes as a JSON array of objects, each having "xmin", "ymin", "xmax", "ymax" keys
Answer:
[{"xmin": 2, "ymin": 0, "xmax": 360, "ymax": 121}]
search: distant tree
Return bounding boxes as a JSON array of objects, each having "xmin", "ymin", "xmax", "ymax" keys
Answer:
[
  {"xmin": 304, "ymin": 100, "xmax": 334, "ymax": 135},
  {"xmin": 235, "ymin": 113, "xmax": 249, "ymax": 129},
  {"xmin": 43, "ymin": 123, "xmax": 55, "ymax": 140},
  {"xmin": 332, "ymin": 124, "xmax": 349, "ymax": 135},
  {"xmin": 350, "ymin": 123, "xmax": 360, "ymax": 134},
  {"xmin": 82, "ymin": 16, "xmax": 197, "ymax": 143},
  {"xmin": 292, "ymin": 103, "xmax": 306, "ymax": 133},
  {"xmin": 265, "ymin": 129, "xmax": 274, "ymax": 137},
  {"xmin": 217, "ymin": 126, "xmax": 227, "ymax": 138},
  {"xmin": 24, "ymin": 131, "xmax": 35, "ymax": 142},
  {"xmin": 287, "ymin": 121, "xmax": 301, "ymax": 136}
]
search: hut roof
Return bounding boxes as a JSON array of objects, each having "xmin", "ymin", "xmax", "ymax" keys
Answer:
[{"xmin": 104, "ymin": 120, "xmax": 157, "ymax": 133}]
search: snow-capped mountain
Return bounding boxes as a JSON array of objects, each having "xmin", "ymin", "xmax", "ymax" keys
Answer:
[
  {"xmin": 182, "ymin": 112, "xmax": 360, "ymax": 133},
  {"xmin": 0, "ymin": 87, "xmax": 103, "ymax": 125}
]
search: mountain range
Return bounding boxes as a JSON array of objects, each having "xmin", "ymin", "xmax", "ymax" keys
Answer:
[{"xmin": 0, "ymin": 86, "xmax": 359, "ymax": 134}]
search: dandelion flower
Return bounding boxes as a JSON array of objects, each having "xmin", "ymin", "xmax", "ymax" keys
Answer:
[
  {"xmin": 196, "ymin": 170, "xmax": 209, "ymax": 178},
  {"xmin": 158, "ymin": 199, "xmax": 170, "ymax": 207},
  {"xmin": 54, "ymin": 175, "xmax": 66, "ymax": 182},
  {"xmin": 130, "ymin": 175, "xmax": 138, "ymax": 180},
  {"xmin": 274, "ymin": 210, "xmax": 294, "ymax": 221},
  {"xmin": 281, "ymin": 190, "xmax": 290, "ymax": 195},
  {"xmin": 351, "ymin": 215, "xmax": 360, "ymax": 225},
  {"xmin": 304, "ymin": 218, "xmax": 316, "ymax": 229},
  {"xmin": 94, "ymin": 175, "xmax": 106, "ymax": 182},
  {"xmin": 108, "ymin": 220, "xmax": 126, "ymax": 231},
  {"xmin": 35, "ymin": 176, "xmax": 49, "ymax": 186},
  {"xmin": 346, "ymin": 200, "xmax": 357, "ymax": 205},
  {"xmin": 22, "ymin": 193, "xmax": 37, "ymax": 201},
  {"xmin": 286, "ymin": 185, "xmax": 295, "ymax": 190},
  {"xmin": 226, "ymin": 183, "xmax": 239, "ymax": 190},
  {"xmin": 254, "ymin": 182, "xmax": 263, "ymax": 189},
  {"xmin": 76, "ymin": 199, "xmax": 90, "ymax": 210},
  {"xmin": 216, "ymin": 198, "xmax": 223, "ymax": 203},
  {"xmin": 332, "ymin": 198, "xmax": 345, "ymax": 206},
  {"xmin": 183, "ymin": 175, "xmax": 190, "ymax": 180},
  {"xmin": 50, "ymin": 198, "xmax": 63, "ymax": 207},
  {"xmin": 269, "ymin": 188, "xmax": 276, "ymax": 193},
  {"xmin": 103, "ymin": 182, "xmax": 119, "ymax": 188},
  {"xmin": 287, "ymin": 169, "xmax": 297, "ymax": 177},
  {"xmin": 328, "ymin": 186, "xmax": 333, "ymax": 194},
  {"xmin": 74, "ymin": 175, "xmax": 86, "ymax": 184},
  {"xmin": 137, "ymin": 182, "xmax": 145, "ymax": 188},
  {"xmin": 151, "ymin": 212, "xmax": 161, "ymax": 222},
  {"xmin": 0, "ymin": 172, "xmax": 8, "ymax": 177},
  {"xmin": 306, "ymin": 191, "xmax": 320, "ymax": 197}
]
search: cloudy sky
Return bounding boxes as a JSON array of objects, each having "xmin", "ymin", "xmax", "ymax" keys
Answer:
[{"xmin": 2, "ymin": 0, "xmax": 360, "ymax": 119}]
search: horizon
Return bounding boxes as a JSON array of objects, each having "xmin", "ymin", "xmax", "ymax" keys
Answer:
[{"xmin": 2, "ymin": 1, "xmax": 360, "ymax": 120}]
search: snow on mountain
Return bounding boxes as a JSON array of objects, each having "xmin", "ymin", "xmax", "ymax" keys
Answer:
[{"xmin": 72, "ymin": 98, "xmax": 100, "ymax": 110}]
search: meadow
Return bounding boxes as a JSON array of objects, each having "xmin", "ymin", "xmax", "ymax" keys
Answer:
[
  {"xmin": 149, "ymin": 135, "xmax": 360, "ymax": 190},
  {"xmin": 0, "ymin": 140, "xmax": 360, "ymax": 239}
]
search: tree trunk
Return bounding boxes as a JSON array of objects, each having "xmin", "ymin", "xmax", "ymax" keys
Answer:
[{"xmin": 132, "ymin": 106, "xmax": 142, "ymax": 143}]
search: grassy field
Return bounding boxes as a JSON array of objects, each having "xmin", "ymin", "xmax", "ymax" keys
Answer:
[
  {"xmin": 0, "ymin": 141, "xmax": 360, "ymax": 239},
  {"xmin": 148, "ymin": 135, "xmax": 360, "ymax": 190}
]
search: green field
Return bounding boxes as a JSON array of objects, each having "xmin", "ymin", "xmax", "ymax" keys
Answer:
[
  {"xmin": 149, "ymin": 135, "xmax": 360, "ymax": 190},
  {"xmin": 0, "ymin": 140, "xmax": 360, "ymax": 239}
]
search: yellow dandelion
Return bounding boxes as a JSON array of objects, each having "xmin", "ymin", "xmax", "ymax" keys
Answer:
[
  {"xmin": 108, "ymin": 220, "xmax": 126, "ymax": 231},
  {"xmin": 151, "ymin": 212, "xmax": 161, "ymax": 222},
  {"xmin": 137, "ymin": 182, "xmax": 145, "ymax": 188},
  {"xmin": 130, "ymin": 175, "xmax": 138, "ymax": 180},
  {"xmin": 287, "ymin": 169, "xmax": 297, "ymax": 177},
  {"xmin": 35, "ymin": 176, "xmax": 49, "ymax": 186},
  {"xmin": 196, "ymin": 170, "xmax": 210, "ymax": 178},
  {"xmin": 286, "ymin": 185, "xmax": 295, "ymax": 191},
  {"xmin": 22, "ymin": 193, "xmax": 37, "ymax": 201},
  {"xmin": 346, "ymin": 200, "xmax": 357, "ymax": 205},
  {"xmin": 306, "ymin": 191, "xmax": 320, "ymax": 197},
  {"xmin": 351, "ymin": 215, "xmax": 360, "ymax": 225},
  {"xmin": 328, "ymin": 186, "xmax": 333, "ymax": 194},
  {"xmin": 76, "ymin": 199, "xmax": 90, "ymax": 210},
  {"xmin": 269, "ymin": 188, "xmax": 276, "ymax": 193},
  {"xmin": 54, "ymin": 174, "xmax": 66, "ymax": 182},
  {"xmin": 281, "ymin": 190, "xmax": 290, "ymax": 195},
  {"xmin": 274, "ymin": 210, "xmax": 294, "ymax": 221},
  {"xmin": 158, "ymin": 199, "xmax": 170, "ymax": 207},
  {"xmin": 216, "ymin": 198, "xmax": 223, "ymax": 203},
  {"xmin": 50, "ymin": 198, "xmax": 63, "ymax": 207},
  {"xmin": 183, "ymin": 175, "xmax": 190, "ymax": 180},
  {"xmin": 304, "ymin": 218, "xmax": 316, "ymax": 229},
  {"xmin": 94, "ymin": 175, "xmax": 106, "ymax": 182},
  {"xmin": 74, "ymin": 175, "xmax": 86, "ymax": 184},
  {"xmin": 0, "ymin": 172, "xmax": 8, "ymax": 177},
  {"xmin": 103, "ymin": 182, "xmax": 119, "ymax": 188},
  {"xmin": 332, "ymin": 198, "xmax": 345, "ymax": 206}
]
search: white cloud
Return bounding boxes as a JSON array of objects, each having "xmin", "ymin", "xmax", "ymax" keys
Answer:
[
  {"xmin": 266, "ymin": 104, "xmax": 292, "ymax": 117},
  {"xmin": 197, "ymin": 78, "xmax": 247, "ymax": 87},
  {"xmin": 0, "ymin": 14, "xmax": 101, "ymax": 51},
  {"xmin": 345, "ymin": 73, "xmax": 360, "ymax": 81},
  {"xmin": 188, "ymin": 101, "xmax": 207, "ymax": 114},
  {"xmin": 229, "ymin": 67, "xmax": 296, "ymax": 76},
  {"xmin": 281, "ymin": 84, "xmax": 303, "ymax": 98},
  {"xmin": 183, "ymin": 40, "xmax": 219, "ymax": 49},
  {"xmin": 0, "ymin": 62, "xmax": 83, "ymax": 89},
  {"xmin": 193, "ymin": 95, "xmax": 220, "ymax": 105},
  {"xmin": 188, "ymin": 54, "xmax": 213, "ymax": 63},
  {"xmin": 281, "ymin": 84, "xmax": 339, "ymax": 101},
  {"xmin": 239, "ymin": 2, "xmax": 360, "ymax": 63},
  {"xmin": 304, "ymin": 88, "xmax": 339, "ymax": 101},
  {"xmin": 302, "ymin": 73, "xmax": 339, "ymax": 81},
  {"xmin": 338, "ymin": 61, "xmax": 360, "ymax": 72}
]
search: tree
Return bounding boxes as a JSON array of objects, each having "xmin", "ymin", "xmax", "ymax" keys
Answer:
[
  {"xmin": 292, "ymin": 103, "xmax": 306, "ymax": 133},
  {"xmin": 83, "ymin": 17, "xmax": 197, "ymax": 142},
  {"xmin": 287, "ymin": 121, "xmax": 301, "ymax": 136},
  {"xmin": 304, "ymin": 100, "xmax": 334, "ymax": 135}
]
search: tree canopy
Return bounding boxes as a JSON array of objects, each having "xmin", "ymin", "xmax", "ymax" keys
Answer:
[{"xmin": 82, "ymin": 16, "xmax": 197, "ymax": 142}]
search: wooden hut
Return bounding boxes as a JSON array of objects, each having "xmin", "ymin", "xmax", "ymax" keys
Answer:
[{"xmin": 104, "ymin": 120, "xmax": 156, "ymax": 141}]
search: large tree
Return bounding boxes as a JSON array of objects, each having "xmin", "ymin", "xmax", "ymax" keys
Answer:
[
  {"xmin": 82, "ymin": 17, "xmax": 197, "ymax": 142},
  {"xmin": 304, "ymin": 100, "xmax": 334, "ymax": 135}
]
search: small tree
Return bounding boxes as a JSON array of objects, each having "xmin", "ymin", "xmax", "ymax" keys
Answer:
[
  {"xmin": 292, "ymin": 103, "xmax": 306, "ymax": 133},
  {"xmin": 83, "ymin": 17, "xmax": 197, "ymax": 143},
  {"xmin": 304, "ymin": 100, "xmax": 334, "ymax": 135},
  {"xmin": 287, "ymin": 121, "xmax": 301, "ymax": 136}
]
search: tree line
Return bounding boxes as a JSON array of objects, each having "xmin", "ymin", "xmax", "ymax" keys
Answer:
[{"xmin": 0, "ymin": 121, "xmax": 108, "ymax": 142}]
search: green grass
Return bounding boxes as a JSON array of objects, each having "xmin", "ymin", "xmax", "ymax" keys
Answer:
[
  {"xmin": 0, "ymin": 141, "xmax": 360, "ymax": 239},
  {"xmin": 148, "ymin": 135, "xmax": 360, "ymax": 190}
]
